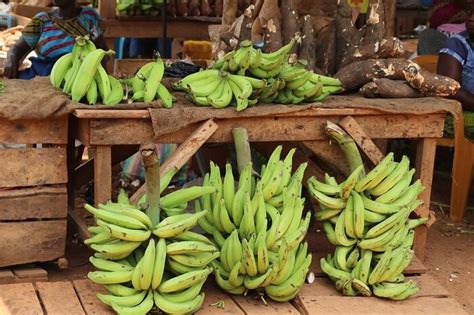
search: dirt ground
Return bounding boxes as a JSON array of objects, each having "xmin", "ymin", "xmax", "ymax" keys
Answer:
[{"xmin": 45, "ymin": 148, "xmax": 474, "ymax": 314}]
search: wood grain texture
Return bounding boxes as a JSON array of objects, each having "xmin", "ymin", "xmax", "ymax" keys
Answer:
[
  {"xmin": 73, "ymin": 279, "xmax": 115, "ymax": 315},
  {"xmin": 94, "ymin": 146, "xmax": 112, "ymax": 206},
  {"xmin": 12, "ymin": 267, "xmax": 47, "ymax": 279},
  {"xmin": 0, "ymin": 220, "xmax": 66, "ymax": 267},
  {"xmin": 0, "ymin": 147, "xmax": 67, "ymax": 188},
  {"xmin": 0, "ymin": 116, "xmax": 68, "ymax": 144},
  {"xmin": 0, "ymin": 186, "xmax": 67, "ymax": 221},
  {"xmin": 36, "ymin": 281, "xmax": 86, "ymax": 315},
  {"xmin": 0, "ymin": 283, "xmax": 43, "ymax": 314},
  {"xmin": 86, "ymin": 114, "xmax": 445, "ymax": 145}
]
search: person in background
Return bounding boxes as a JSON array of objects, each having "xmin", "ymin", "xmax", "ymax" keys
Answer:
[
  {"xmin": 418, "ymin": 0, "xmax": 468, "ymax": 55},
  {"xmin": 3, "ymin": 0, "xmax": 107, "ymax": 79},
  {"xmin": 437, "ymin": 0, "xmax": 474, "ymax": 138}
]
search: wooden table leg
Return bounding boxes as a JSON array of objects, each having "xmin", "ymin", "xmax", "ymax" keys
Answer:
[
  {"xmin": 414, "ymin": 138, "xmax": 437, "ymax": 261},
  {"xmin": 94, "ymin": 145, "xmax": 112, "ymax": 206}
]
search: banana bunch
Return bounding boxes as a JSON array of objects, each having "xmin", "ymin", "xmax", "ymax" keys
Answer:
[
  {"xmin": 85, "ymin": 167, "xmax": 219, "ymax": 314},
  {"xmin": 212, "ymin": 39, "xmax": 295, "ymax": 79},
  {"xmin": 266, "ymin": 62, "xmax": 343, "ymax": 104},
  {"xmin": 308, "ymin": 153, "xmax": 429, "ymax": 300},
  {"xmin": 172, "ymin": 69, "xmax": 264, "ymax": 111},
  {"xmin": 194, "ymin": 145, "xmax": 313, "ymax": 301},
  {"xmin": 116, "ymin": 0, "xmax": 163, "ymax": 16},
  {"xmin": 50, "ymin": 36, "xmax": 123, "ymax": 106},
  {"xmin": 121, "ymin": 56, "xmax": 175, "ymax": 108}
]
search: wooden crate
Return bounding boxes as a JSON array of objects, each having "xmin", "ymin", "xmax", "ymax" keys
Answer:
[{"xmin": 0, "ymin": 116, "xmax": 68, "ymax": 268}]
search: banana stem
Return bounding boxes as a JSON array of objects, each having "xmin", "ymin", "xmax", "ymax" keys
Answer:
[
  {"xmin": 141, "ymin": 143, "xmax": 160, "ymax": 227},
  {"xmin": 232, "ymin": 127, "xmax": 252, "ymax": 174},
  {"xmin": 325, "ymin": 121, "xmax": 366, "ymax": 176}
]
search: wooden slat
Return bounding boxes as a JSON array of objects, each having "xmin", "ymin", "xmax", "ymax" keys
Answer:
[
  {"xmin": 0, "ymin": 116, "xmax": 68, "ymax": 144},
  {"xmin": 98, "ymin": 0, "xmax": 115, "ymax": 19},
  {"xmin": 68, "ymin": 207, "xmax": 91, "ymax": 241},
  {"xmin": 12, "ymin": 267, "xmax": 47, "ymax": 280},
  {"xmin": 231, "ymin": 293, "xmax": 300, "ymax": 314},
  {"xmin": 297, "ymin": 296, "xmax": 467, "ymax": 315},
  {"xmin": 0, "ymin": 220, "xmax": 66, "ymax": 267},
  {"xmin": 0, "ymin": 147, "xmax": 67, "ymax": 188},
  {"xmin": 0, "ymin": 186, "xmax": 67, "ymax": 221},
  {"xmin": 0, "ymin": 269, "xmax": 15, "ymax": 282},
  {"xmin": 130, "ymin": 119, "xmax": 219, "ymax": 204},
  {"xmin": 36, "ymin": 281, "xmax": 85, "ymax": 315},
  {"xmin": 86, "ymin": 114, "xmax": 445, "ymax": 145},
  {"xmin": 0, "ymin": 283, "xmax": 43, "ymax": 314},
  {"xmin": 73, "ymin": 279, "xmax": 115, "ymax": 315},
  {"xmin": 414, "ymin": 138, "xmax": 437, "ymax": 260},
  {"xmin": 94, "ymin": 146, "xmax": 112, "ymax": 206},
  {"xmin": 74, "ymin": 109, "xmax": 150, "ymax": 119},
  {"xmin": 436, "ymin": 137, "xmax": 455, "ymax": 147},
  {"xmin": 195, "ymin": 282, "xmax": 244, "ymax": 315},
  {"xmin": 339, "ymin": 116, "xmax": 384, "ymax": 165}
]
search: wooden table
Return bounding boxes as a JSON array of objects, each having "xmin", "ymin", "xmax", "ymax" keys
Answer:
[{"xmin": 72, "ymin": 98, "xmax": 449, "ymax": 259}]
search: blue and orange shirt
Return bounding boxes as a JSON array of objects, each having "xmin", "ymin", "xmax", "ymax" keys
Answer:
[{"xmin": 21, "ymin": 7, "xmax": 102, "ymax": 59}]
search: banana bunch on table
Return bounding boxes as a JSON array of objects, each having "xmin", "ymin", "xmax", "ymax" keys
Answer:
[
  {"xmin": 121, "ymin": 56, "xmax": 175, "ymax": 108},
  {"xmin": 85, "ymin": 167, "xmax": 219, "ymax": 314},
  {"xmin": 174, "ymin": 39, "xmax": 342, "ymax": 109},
  {"xmin": 194, "ymin": 146, "xmax": 313, "ymax": 302},
  {"xmin": 116, "ymin": 0, "xmax": 163, "ymax": 16},
  {"xmin": 50, "ymin": 36, "xmax": 123, "ymax": 106},
  {"xmin": 308, "ymin": 152, "xmax": 428, "ymax": 300}
]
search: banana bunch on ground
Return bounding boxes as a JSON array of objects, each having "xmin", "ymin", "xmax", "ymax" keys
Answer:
[
  {"xmin": 172, "ymin": 69, "xmax": 264, "ymax": 111},
  {"xmin": 50, "ymin": 36, "xmax": 123, "ymax": 106},
  {"xmin": 121, "ymin": 56, "xmax": 175, "ymax": 108},
  {"xmin": 308, "ymin": 152, "xmax": 429, "ymax": 300},
  {"xmin": 85, "ymin": 167, "xmax": 219, "ymax": 314},
  {"xmin": 116, "ymin": 0, "xmax": 163, "ymax": 16},
  {"xmin": 194, "ymin": 146, "xmax": 312, "ymax": 302}
]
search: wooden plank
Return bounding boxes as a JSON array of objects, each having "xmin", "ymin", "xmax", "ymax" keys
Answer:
[
  {"xmin": 87, "ymin": 114, "xmax": 445, "ymax": 145},
  {"xmin": 0, "ymin": 186, "xmax": 67, "ymax": 221},
  {"xmin": 130, "ymin": 119, "xmax": 219, "ymax": 204},
  {"xmin": 94, "ymin": 146, "xmax": 112, "ymax": 206},
  {"xmin": 414, "ymin": 138, "xmax": 437, "ymax": 260},
  {"xmin": 298, "ymin": 274, "xmax": 448, "ymax": 298},
  {"xmin": 103, "ymin": 19, "xmax": 219, "ymax": 39},
  {"xmin": 436, "ymin": 137, "xmax": 455, "ymax": 147},
  {"xmin": 231, "ymin": 292, "xmax": 300, "ymax": 314},
  {"xmin": 98, "ymin": 0, "xmax": 115, "ymax": 19},
  {"xmin": 339, "ymin": 116, "xmax": 384, "ymax": 165},
  {"xmin": 0, "ymin": 283, "xmax": 43, "ymax": 314},
  {"xmin": 0, "ymin": 220, "xmax": 66, "ymax": 267},
  {"xmin": 0, "ymin": 269, "xmax": 15, "ymax": 282},
  {"xmin": 302, "ymin": 140, "xmax": 350, "ymax": 178},
  {"xmin": 0, "ymin": 116, "xmax": 68, "ymax": 144},
  {"xmin": 0, "ymin": 147, "xmax": 67, "ymax": 188},
  {"xmin": 36, "ymin": 281, "xmax": 86, "ymax": 315},
  {"xmin": 74, "ymin": 109, "xmax": 150, "ymax": 119},
  {"xmin": 12, "ymin": 267, "xmax": 48, "ymax": 280},
  {"xmin": 73, "ymin": 279, "xmax": 115, "ymax": 315},
  {"xmin": 297, "ymin": 296, "xmax": 467, "ymax": 315},
  {"xmin": 195, "ymin": 282, "xmax": 244, "ymax": 315},
  {"xmin": 76, "ymin": 118, "xmax": 91, "ymax": 146}
]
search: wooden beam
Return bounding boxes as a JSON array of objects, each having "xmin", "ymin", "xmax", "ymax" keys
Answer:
[
  {"xmin": 339, "ymin": 116, "xmax": 384, "ymax": 165},
  {"xmin": 0, "ymin": 283, "xmax": 43, "ymax": 314},
  {"xmin": 0, "ymin": 116, "xmax": 68, "ymax": 144},
  {"xmin": 94, "ymin": 146, "xmax": 112, "ymax": 205},
  {"xmin": 98, "ymin": 0, "xmax": 115, "ymax": 19},
  {"xmin": 414, "ymin": 138, "xmax": 437, "ymax": 261},
  {"xmin": 130, "ymin": 119, "xmax": 219, "ymax": 204}
]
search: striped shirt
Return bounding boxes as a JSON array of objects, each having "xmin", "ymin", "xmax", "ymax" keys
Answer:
[{"xmin": 22, "ymin": 7, "xmax": 102, "ymax": 59}]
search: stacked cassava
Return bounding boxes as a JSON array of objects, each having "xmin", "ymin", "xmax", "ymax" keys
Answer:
[
  {"xmin": 49, "ymin": 36, "xmax": 123, "ymax": 106},
  {"xmin": 85, "ymin": 165, "xmax": 220, "ymax": 314},
  {"xmin": 173, "ymin": 39, "xmax": 342, "ymax": 110},
  {"xmin": 195, "ymin": 146, "xmax": 313, "ymax": 302},
  {"xmin": 308, "ymin": 124, "xmax": 428, "ymax": 300}
]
